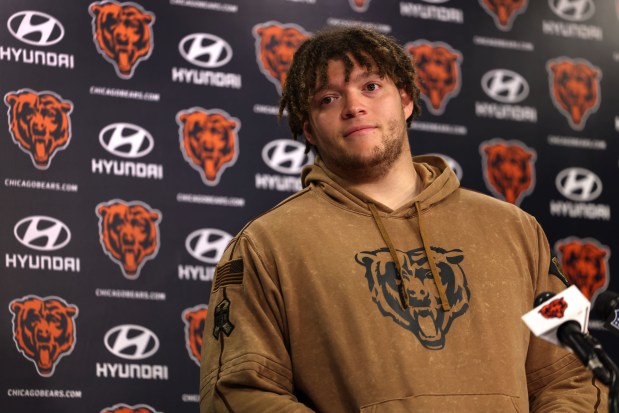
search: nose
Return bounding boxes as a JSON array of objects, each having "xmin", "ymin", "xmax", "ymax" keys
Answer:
[{"xmin": 342, "ymin": 91, "xmax": 366, "ymax": 119}]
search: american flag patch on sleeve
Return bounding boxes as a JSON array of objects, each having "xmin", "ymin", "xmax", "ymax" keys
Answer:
[{"xmin": 212, "ymin": 258, "xmax": 244, "ymax": 292}]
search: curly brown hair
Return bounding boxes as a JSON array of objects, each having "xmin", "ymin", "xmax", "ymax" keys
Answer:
[{"xmin": 279, "ymin": 26, "xmax": 421, "ymax": 150}]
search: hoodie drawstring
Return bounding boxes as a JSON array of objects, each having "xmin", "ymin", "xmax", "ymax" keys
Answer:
[
  {"xmin": 415, "ymin": 201, "xmax": 451, "ymax": 312},
  {"xmin": 367, "ymin": 201, "xmax": 452, "ymax": 312}
]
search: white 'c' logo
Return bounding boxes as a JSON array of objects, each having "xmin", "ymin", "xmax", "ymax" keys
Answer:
[
  {"xmin": 7, "ymin": 11, "xmax": 64, "ymax": 46},
  {"xmin": 14, "ymin": 216, "xmax": 71, "ymax": 251},
  {"xmin": 185, "ymin": 229, "xmax": 232, "ymax": 264},
  {"xmin": 99, "ymin": 123, "xmax": 154, "ymax": 159},
  {"xmin": 481, "ymin": 69, "xmax": 529, "ymax": 104},
  {"xmin": 262, "ymin": 140, "xmax": 314, "ymax": 175},
  {"xmin": 179, "ymin": 33, "xmax": 232, "ymax": 68}
]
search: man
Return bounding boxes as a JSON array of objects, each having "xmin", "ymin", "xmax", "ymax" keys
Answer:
[{"xmin": 200, "ymin": 27, "xmax": 607, "ymax": 412}]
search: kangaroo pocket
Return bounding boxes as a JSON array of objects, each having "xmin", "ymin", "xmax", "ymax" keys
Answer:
[{"xmin": 360, "ymin": 393, "xmax": 522, "ymax": 413}]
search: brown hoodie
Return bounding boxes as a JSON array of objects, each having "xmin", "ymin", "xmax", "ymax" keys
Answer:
[{"xmin": 200, "ymin": 156, "xmax": 607, "ymax": 412}]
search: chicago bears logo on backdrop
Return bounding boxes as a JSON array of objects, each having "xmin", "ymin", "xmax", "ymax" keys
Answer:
[
  {"xmin": 355, "ymin": 246, "xmax": 470, "ymax": 350},
  {"xmin": 547, "ymin": 57, "xmax": 601, "ymax": 130},
  {"xmin": 478, "ymin": 0, "xmax": 528, "ymax": 31},
  {"xmin": 96, "ymin": 199, "xmax": 161, "ymax": 279},
  {"xmin": 539, "ymin": 297, "xmax": 567, "ymax": 319},
  {"xmin": 89, "ymin": 1, "xmax": 155, "ymax": 79},
  {"xmin": 349, "ymin": 0, "xmax": 372, "ymax": 12},
  {"xmin": 9, "ymin": 295, "xmax": 78, "ymax": 377},
  {"xmin": 4, "ymin": 89, "xmax": 73, "ymax": 169},
  {"xmin": 480, "ymin": 139, "xmax": 536, "ymax": 206},
  {"xmin": 555, "ymin": 237, "xmax": 610, "ymax": 301},
  {"xmin": 176, "ymin": 107, "xmax": 240, "ymax": 186},
  {"xmin": 182, "ymin": 304, "xmax": 208, "ymax": 366},
  {"xmin": 406, "ymin": 41, "xmax": 462, "ymax": 116},
  {"xmin": 253, "ymin": 21, "xmax": 310, "ymax": 95},
  {"xmin": 100, "ymin": 404, "xmax": 161, "ymax": 413}
]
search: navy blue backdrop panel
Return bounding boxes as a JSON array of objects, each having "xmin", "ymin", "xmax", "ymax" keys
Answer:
[{"xmin": 0, "ymin": 1, "xmax": 616, "ymax": 412}]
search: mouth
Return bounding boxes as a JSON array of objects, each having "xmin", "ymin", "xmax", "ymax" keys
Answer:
[
  {"xmin": 412, "ymin": 307, "xmax": 440, "ymax": 341},
  {"xmin": 33, "ymin": 136, "xmax": 50, "ymax": 161},
  {"xmin": 122, "ymin": 248, "xmax": 139, "ymax": 273},
  {"xmin": 343, "ymin": 125, "xmax": 375, "ymax": 138},
  {"xmin": 36, "ymin": 343, "xmax": 55, "ymax": 369}
]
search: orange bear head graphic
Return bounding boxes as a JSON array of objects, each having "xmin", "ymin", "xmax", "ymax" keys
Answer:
[
  {"xmin": 96, "ymin": 200, "xmax": 161, "ymax": 279},
  {"xmin": 182, "ymin": 304, "xmax": 208, "ymax": 366},
  {"xmin": 556, "ymin": 238, "xmax": 609, "ymax": 301},
  {"xmin": 479, "ymin": 0, "xmax": 528, "ymax": 31},
  {"xmin": 253, "ymin": 21, "xmax": 310, "ymax": 95},
  {"xmin": 406, "ymin": 41, "xmax": 462, "ymax": 116},
  {"xmin": 349, "ymin": 0, "xmax": 372, "ymax": 12},
  {"xmin": 4, "ymin": 89, "xmax": 73, "ymax": 169},
  {"xmin": 89, "ymin": 0, "xmax": 155, "ymax": 79},
  {"xmin": 539, "ymin": 297, "xmax": 568, "ymax": 319},
  {"xmin": 547, "ymin": 58, "xmax": 601, "ymax": 131},
  {"xmin": 100, "ymin": 404, "xmax": 159, "ymax": 413},
  {"xmin": 480, "ymin": 139, "xmax": 536, "ymax": 206},
  {"xmin": 9, "ymin": 295, "xmax": 78, "ymax": 377},
  {"xmin": 177, "ymin": 108, "xmax": 240, "ymax": 186}
]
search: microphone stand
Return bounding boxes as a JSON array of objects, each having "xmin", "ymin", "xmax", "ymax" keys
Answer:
[{"xmin": 584, "ymin": 334, "xmax": 619, "ymax": 413}]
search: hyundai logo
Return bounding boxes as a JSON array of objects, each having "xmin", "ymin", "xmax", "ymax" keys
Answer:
[
  {"xmin": 104, "ymin": 324, "xmax": 159, "ymax": 360},
  {"xmin": 481, "ymin": 69, "xmax": 529, "ymax": 104},
  {"xmin": 179, "ymin": 33, "xmax": 232, "ymax": 68},
  {"xmin": 555, "ymin": 167, "xmax": 602, "ymax": 202},
  {"xmin": 185, "ymin": 229, "xmax": 232, "ymax": 264},
  {"xmin": 99, "ymin": 123, "xmax": 154, "ymax": 159},
  {"xmin": 8, "ymin": 11, "xmax": 64, "ymax": 46},
  {"xmin": 14, "ymin": 216, "xmax": 71, "ymax": 251},
  {"xmin": 426, "ymin": 153, "xmax": 463, "ymax": 181},
  {"xmin": 262, "ymin": 140, "xmax": 314, "ymax": 175},
  {"xmin": 549, "ymin": 0, "xmax": 595, "ymax": 22}
]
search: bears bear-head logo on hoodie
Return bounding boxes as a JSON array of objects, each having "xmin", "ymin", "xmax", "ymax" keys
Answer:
[{"xmin": 356, "ymin": 246, "xmax": 470, "ymax": 350}]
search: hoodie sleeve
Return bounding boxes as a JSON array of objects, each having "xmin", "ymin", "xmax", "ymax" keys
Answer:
[
  {"xmin": 525, "ymin": 221, "xmax": 608, "ymax": 413},
  {"xmin": 199, "ymin": 234, "xmax": 315, "ymax": 413}
]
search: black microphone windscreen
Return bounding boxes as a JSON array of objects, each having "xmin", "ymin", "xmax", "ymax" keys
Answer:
[
  {"xmin": 534, "ymin": 291, "xmax": 555, "ymax": 308},
  {"xmin": 593, "ymin": 290, "xmax": 619, "ymax": 319}
]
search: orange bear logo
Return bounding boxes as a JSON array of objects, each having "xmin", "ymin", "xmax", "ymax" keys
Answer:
[
  {"xmin": 349, "ymin": 0, "xmax": 372, "ymax": 12},
  {"xmin": 89, "ymin": 1, "xmax": 155, "ymax": 79},
  {"xmin": 406, "ymin": 41, "xmax": 462, "ymax": 116},
  {"xmin": 479, "ymin": 0, "xmax": 528, "ymax": 31},
  {"xmin": 182, "ymin": 304, "xmax": 208, "ymax": 366},
  {"xmin": 4, "ymin": 89, "xmax": 73, "ymax": 169},
  {"xmin": 9, "ymin": 295, "xmax": 78, "ymax": 377},
  {"xmin": 547, "ymin": 58, "xmax": 601, "ymax": 131},
  {"xmin": 555, "ymin": 238, "xmax": 609, "ymax": 301},
  {"xmin": 96, "ymin": 200, "xmax": 161, "ymax": 279},
  {"xmin": 480, "ymin": 139, "xmax": 536, "ymax": 206},
  {"xmin": 177, "ymin": 108, "xmax": 240, "ymax": 186},
  {"xmin": 100, "ymin": 404, "xmax": 160, "ymax": 413},
  {"xmin": 253, "ymin": 21, "xmax": 310, "ymax": 95},
  {"xmin": 539, "ymin": 297, "xmax": 568, "ymax": 319}
]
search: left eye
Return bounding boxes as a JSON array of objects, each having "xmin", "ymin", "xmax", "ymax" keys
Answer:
[{"xmin": 366, "ymin": 83, "xmax": 379, "ymax": 91}]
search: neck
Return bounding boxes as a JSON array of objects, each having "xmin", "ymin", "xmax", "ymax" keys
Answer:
[{"xmin": 341, "ymin": 151, "xmax": 421, "ymax": 210}]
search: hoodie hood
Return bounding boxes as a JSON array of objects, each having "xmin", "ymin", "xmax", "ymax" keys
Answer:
[
  {"xmin": 301, "ymin": 154, "xmax": 460, "ymax": 216},
  {"xmin": 301, "ymin": 154, "xmax": 461, "ymax": 311}
]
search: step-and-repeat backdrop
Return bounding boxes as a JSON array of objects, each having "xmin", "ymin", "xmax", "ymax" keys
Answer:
[{"xmin": 1, "ymin": 0, "xmax": 617, "ymax": 412}]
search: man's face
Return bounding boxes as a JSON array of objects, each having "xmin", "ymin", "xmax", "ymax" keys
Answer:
[{"xmin": 302, "ymin": 57, "xmax": 413, "ymax": 182}]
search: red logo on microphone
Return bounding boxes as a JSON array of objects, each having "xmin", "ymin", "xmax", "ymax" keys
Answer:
[{"xmin": 539, "ymin": 297, "xmax": 568, "ymax": 319}]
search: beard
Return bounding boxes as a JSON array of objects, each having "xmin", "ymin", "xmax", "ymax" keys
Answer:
[{"xmin": 319, "ymin": 119, "xmax": 408, "ymax": 183}]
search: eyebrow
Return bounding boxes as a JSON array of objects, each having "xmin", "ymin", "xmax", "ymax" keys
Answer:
[{"xmin": 314, "ymin": 69, "xmax": 381, "ymax": 93}]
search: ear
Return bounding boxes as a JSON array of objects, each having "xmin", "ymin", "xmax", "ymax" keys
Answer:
[
  {"xmin": 302, "ymin": 120, "xmax": 315, "ymax": 145},
  {"xmin": 400, "ymin": 89, "xmax": 413, "ymax": 119}
]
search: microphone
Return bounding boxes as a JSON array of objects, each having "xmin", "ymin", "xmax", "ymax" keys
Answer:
[
  {"xmin": 522, "ymin": 285, "xmax": 590, "ymax": 346},
  {"xmin": 594, "ymin": 290, "xmax": 619, "ymax": 337},
  {"xmin": 522, "ymin": 285, "xmax": 611, "ymax": 384}
]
